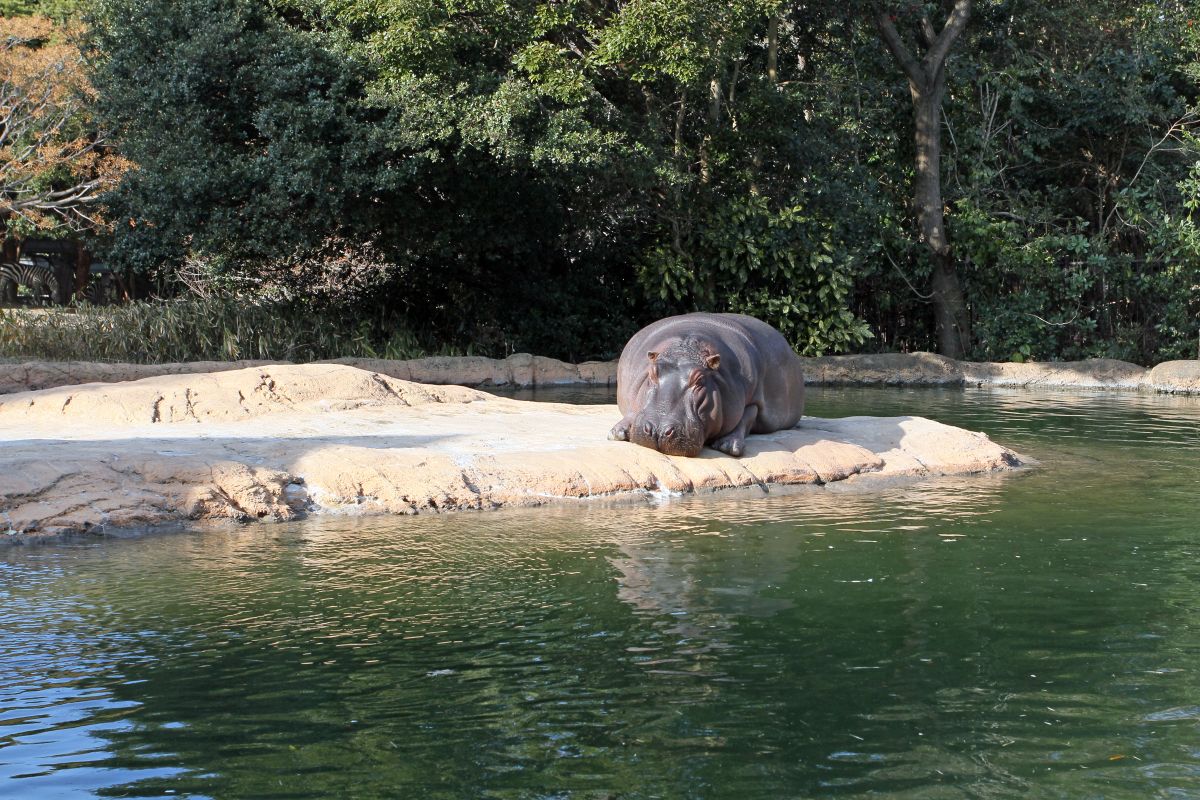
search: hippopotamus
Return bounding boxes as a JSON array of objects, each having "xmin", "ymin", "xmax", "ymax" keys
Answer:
[{"xmin": 608, "ymin": 313, "xmax": 806, "ymax": 458}]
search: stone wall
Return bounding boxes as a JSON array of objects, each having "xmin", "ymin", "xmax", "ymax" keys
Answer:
[{"xmin": 2, "ymin": 352, "xmax": 1199, "ymax": 396}]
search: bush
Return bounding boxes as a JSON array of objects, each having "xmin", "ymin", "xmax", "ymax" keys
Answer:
[
  {"xmin": 0, "ymin": 297, "xmax": 442, "ymax": 363},
  {"xmin": 639, "ymin": 194, "xmax": 874, "ymax": 356}
]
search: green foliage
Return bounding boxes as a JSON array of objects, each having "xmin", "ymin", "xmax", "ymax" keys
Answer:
[
  {"xmin": 69, "ymin": 0, "xmax": 1200, "ymax": 365},
  {"xmin": 591, "ymin": 0, "xmax": 765, "ymax": 86},
  {"xmin": 0, "ymin": 299, "xmax": 441, "ymax": 363},
  {"xmin": 641, "ymin": 194, "xmax": 872, "ymax": 354},
  {"xmin": 91, "ymin": 0, "xmax": 380, "ymax": 273},
  {"xmin": 88, "ymin": 0, "xmax": 650, "ymax": 359},
  {"xmin": 933, "ymin": 0, "xmax": 1200, "ymax": 364},
  {"xmin": 0, "ymin": 0, "xmax": 87, "ymax": 19}
]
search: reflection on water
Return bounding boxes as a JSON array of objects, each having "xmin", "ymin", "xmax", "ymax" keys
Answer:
[{"xmin": 2, "ymin": 387, "xmax": 1200, "ymax": 798}]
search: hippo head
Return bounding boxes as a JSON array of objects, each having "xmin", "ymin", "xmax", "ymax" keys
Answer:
[{"xmin": 628, "ymin": 339, "xmax": 724, "ymax": 457}]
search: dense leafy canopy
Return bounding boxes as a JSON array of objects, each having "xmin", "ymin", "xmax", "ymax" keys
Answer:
[{"xmin": 8, "ymin": 0, "xmax": 1198, "ymax": 363}]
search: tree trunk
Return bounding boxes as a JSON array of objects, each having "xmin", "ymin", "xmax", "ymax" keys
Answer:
[
  {"xmin": 875, "ymin": 1, "xmax": 973, "ymax": 359},
  {"xmin": 912, "ymin": 83, "xmax": 970, "ymax": 358},
  {"xmin": 74, "ymin": 243, "xmax": 92, "ymax": 302},
  {"xmin": 767, "ymin": 15, "xmax": 779, "ymax": 84}
]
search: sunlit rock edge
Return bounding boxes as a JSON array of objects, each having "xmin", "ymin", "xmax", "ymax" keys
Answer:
[
  {"xmin": 2, "ymin": 352, "xmax": 1199, "ymax": 396},
  {"xmin": 0, "ymin": 364, "xmax": 1029, "ymax": 541}
]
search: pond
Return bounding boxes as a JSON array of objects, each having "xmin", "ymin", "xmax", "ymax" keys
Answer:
[{"xmin": 2, "ymin": 386, "xmax": 1199, "ymax": 799}]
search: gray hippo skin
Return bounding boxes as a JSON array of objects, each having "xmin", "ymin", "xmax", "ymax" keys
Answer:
[{"xmin": 608, "ymin": 313, "xmax": 806, "ymax": 458}]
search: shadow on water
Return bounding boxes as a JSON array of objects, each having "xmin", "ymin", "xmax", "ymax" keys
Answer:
[{"xmin": 2, "ymin": 386, "xmax": 1200, "ymax": 798}]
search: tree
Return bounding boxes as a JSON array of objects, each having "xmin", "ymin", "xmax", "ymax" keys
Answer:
[
  {"xmin": 83, "ymin": 0, "xmax": 1200, "ymax": 363},
  {"xmin": 0, "ymin": 15, "xmax": 126, "ymax": 242},
  {"xmin": 938, "ymin": 0, "xmax": 1200, "ymax": 363},
  {"xmin": 91, "ymin": 0, "xmax": 382, "ymax": 275},
  {"xmin": 873, "ymin": 0, "xmax": 972, "ymax": 358}
]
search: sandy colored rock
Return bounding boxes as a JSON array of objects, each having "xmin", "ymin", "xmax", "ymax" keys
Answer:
[
  {"xmin": 577, "ymin": 360, "xmax": 619, "ymax": 385},
  {"xmin": 7, "ymin": 353, "xmax": 1200, "ymax": 396},
  {"xmin": 0, "ymin": 363, "xmax": 483, "ymax": 425},
  {"xmin": 1145, "ymin": 360, "xmax": 1200, "ymax": 394},
  {"xmin": 338, "ymin": 352, "xmax": 602, "ymax": 387},
  {"xmin": 0, "ymin": 363, "xmax": 1026, "ymax": 540},
  {"xmin": 0, "ymin": 359, "xmax": 285, "ymax": 395},
  {"xmin": 797, "ymin": 354, "xmax": 1200, "ymax": 395},
  {"xmin": 960, "ymin": 358, "xmax": 1147, "ymax": 390},
  {"xmin": 0, "ymin": 352, "xmax": 617, "ymax": 396},
  {"xmin": 801, "ymin": 352, "xmax": 965, "ymax": 386}
]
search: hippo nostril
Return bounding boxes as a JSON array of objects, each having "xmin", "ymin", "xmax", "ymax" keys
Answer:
[
  {"xmin": 663, "ymin": 426, "xmax": 676, "ymax": 438},
  {"xmin": 642, "ymin": 422, "xmax": 654, "ymax": 436}
]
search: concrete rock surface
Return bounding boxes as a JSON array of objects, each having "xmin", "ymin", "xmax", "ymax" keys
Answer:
[
  {"xmin": 803, "ymin": 352, "xmax": 966, "ymax": 386},
  {"xmin": 1145, "ymin": 360, "xmax": 1200, "ymax": 394},
  {"xmin": 4, "ymin": 353, "xmax": 1199, "ymax": 396},
  {"xmin": 0, "ymin": 353, "xmax": 616, "ymax": 395},
  {"xmin": 0, "ymin": 364, "xmax": 1026, "ymax": 541}
]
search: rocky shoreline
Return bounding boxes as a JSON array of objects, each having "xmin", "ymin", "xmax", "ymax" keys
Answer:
[
  {"xmin": 0, "ymin": 363, "xmax": 1027, "ymax": 542},
  {"xmin": 2, "ymin": 352, "xmax": 1199, "ymax": 396}
]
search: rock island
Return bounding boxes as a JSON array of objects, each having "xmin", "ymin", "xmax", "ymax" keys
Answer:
[{"xmin": 0, "ymin": 364, "xmax": 1026, "ymax": 540}]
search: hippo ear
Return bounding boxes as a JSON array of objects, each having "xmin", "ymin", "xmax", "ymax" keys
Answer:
[
  {"xmin": 646, "ymin": 351, "xmax": 659, "ymax": 383},
  {"xmin": 704, "ymin": 352, "xmax": 721, "ymax": 371}
]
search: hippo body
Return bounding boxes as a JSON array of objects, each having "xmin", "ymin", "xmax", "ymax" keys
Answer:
[{"xmin": 609, "ymin": 313, "xmax": 805, "ymax": 458}]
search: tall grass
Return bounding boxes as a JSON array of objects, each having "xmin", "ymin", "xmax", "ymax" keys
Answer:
[{"xmin": 0, "ymin": 298, "xmax": 442, "ymax": 363}]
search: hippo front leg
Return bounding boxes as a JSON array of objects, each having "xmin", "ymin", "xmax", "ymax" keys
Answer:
[
  {"xmin": 711, "ymin": 404, "xmax": 759, "ymax": 457},
  {"xmin": 609, "ymin": 413, "xmax": 636, "ymax": 441}
]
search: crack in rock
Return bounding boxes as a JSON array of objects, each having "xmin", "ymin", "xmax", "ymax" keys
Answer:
[{"xmin": 184, "ymin": 388, "xmax": 199, "ymax": 421}]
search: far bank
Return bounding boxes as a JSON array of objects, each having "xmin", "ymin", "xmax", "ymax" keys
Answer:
[{"xmin": 2, "ymin": 353, "xmax": 1199, "ymax": 397}]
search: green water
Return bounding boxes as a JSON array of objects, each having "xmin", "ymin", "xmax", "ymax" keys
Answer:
[{"xmin": 2, "ymin": 387, "xmax": 1199, "ymax": 799}]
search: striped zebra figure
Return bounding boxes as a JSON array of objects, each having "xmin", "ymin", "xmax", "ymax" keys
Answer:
[
  {"xmin": 0, "ymin": 262, "xmax": 59, "ymax": 306},
  {"xmin": 83, "ymin": 272, "xmax": 121, "ymax": 306}
]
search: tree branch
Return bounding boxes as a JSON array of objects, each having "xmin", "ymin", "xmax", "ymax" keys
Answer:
[
  {"xmin": 918, "ymin": 15, "xmax": 936, "ymax": 49},
  {"xmin": 1102, "ymin": 112, "xmax": 1200, "ymax": 234},
  {"xmin": 923, "ymin": 0, "xmax": 971, "ymax": 76},
  {"xmin": 874, "ymin": 11, "xmax": 925, "ymax": 89}
]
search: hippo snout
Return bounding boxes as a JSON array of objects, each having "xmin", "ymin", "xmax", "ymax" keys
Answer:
[{"xmin": 630, "ymin": 415, "xmax": 705, "ymax": 458}]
